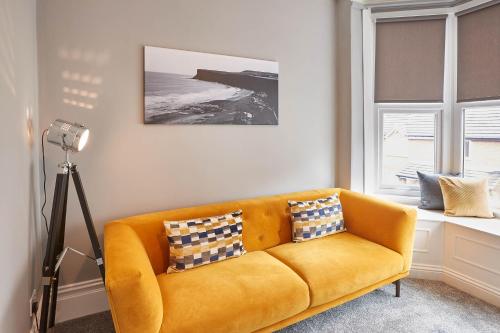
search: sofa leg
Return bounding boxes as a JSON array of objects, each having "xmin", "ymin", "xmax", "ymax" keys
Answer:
[{"xmin": 393, "ymin": 280, "xmax": 401, "ymax": 297}]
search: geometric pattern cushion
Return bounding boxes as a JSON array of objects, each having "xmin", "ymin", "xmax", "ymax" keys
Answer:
[
  {"xmin": 288, "ymin": 194, "xmax": 345, "ymax": 242},
  {"xmin": 164, "ymin": 210, "xmax": 246, "ymax": 273}
]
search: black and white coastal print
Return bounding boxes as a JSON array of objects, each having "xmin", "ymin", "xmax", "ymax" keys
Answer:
[{"xmin": 144, "ymin": 46, "xmax": 278, "ymax": 125}]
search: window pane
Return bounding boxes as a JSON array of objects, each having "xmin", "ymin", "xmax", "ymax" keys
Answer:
[
  {"xmin": 382, "ymin": 113, "xmax": 436, "ymax": 186},
  {"xmin": 463, "ymin": 108, "xmax": 500, "ymax": 195}
]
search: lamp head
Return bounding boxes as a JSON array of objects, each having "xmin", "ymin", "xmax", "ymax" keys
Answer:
[{"xmin": 47, "ymin": 119, "xmax": 89, "ymax": 153}]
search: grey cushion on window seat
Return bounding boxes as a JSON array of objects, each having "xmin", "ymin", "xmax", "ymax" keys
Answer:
[{"xmin": 417, "ymin": 171, "xmax": 445, "ymax": 210}]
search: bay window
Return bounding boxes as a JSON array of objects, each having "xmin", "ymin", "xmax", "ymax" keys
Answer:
[{"xmin": 364, "ymin": 1, "xmax": 500, "ymax": 202}]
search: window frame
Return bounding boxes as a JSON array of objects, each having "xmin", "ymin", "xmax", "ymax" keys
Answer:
[
  {"xmin": 362, "ymin": 0, "xmax": 499, "ymax": 197},
  {"xmin": 459, "ymin": 101, "xmax": 500, "ymax": 179},
  {"xmin": 376, "ymin": 105, "xmax": 443, "ymax": 196}
]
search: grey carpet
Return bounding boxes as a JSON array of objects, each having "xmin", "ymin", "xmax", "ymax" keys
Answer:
[
  {"xmin": 55, "ymin": 311, "xmax": 114, "ymax": 333},
  {"xmin": 55, "ymin": 279, "xmax": 500, "ymax": 333}
]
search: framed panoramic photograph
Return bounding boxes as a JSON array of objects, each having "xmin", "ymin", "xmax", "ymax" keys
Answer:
[{"xmin": 144, "ymin": 46, "xmax": 279, "ymax": 125}]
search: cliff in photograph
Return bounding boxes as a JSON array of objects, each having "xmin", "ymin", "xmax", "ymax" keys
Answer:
[{"xmin": 193, "ymin": 69, "xmax": 278, "ymax": 109}]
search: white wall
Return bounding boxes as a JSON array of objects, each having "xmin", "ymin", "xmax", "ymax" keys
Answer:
[
  {"xmin": 37, "ymin": 0, "xmax": 337, "ymax": 285},
  {"xmin": 0, "ymin": 0, "xmax": 39, "ymax": 332},
  {"xmin": 336, "ymin": 0, "xmax": 352, "ymax": 189},
  {"xmin": 335, "ymin": 0, "xmax": 364, "ymax": 190}
]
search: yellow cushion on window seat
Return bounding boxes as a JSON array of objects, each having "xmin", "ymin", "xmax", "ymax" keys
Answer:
[{"xmin": 439, "ymin": 176, "xmax": 494, "ymax": 218}]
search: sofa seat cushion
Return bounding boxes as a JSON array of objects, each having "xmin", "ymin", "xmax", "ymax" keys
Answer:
[
  {"xmin": 157, "ymin": 251, "xmax": 310, "ymax": 333},
  {"xmin": 266, "ymin": 232, "xmax": 404, "ymax": 307}
]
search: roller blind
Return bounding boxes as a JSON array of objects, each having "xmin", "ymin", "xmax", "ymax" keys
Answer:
[
  {"xmin": 375, "ymin": 18, "xmax": 446, "ymax": 103},
  {"xmin": 457, "ymin": 2, "xmax": 500, "ymax": 102}
]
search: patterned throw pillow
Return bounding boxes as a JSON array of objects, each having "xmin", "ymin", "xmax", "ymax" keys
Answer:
[
  {"xmin": 164, "ymin": 210, "xmax": 246, "ymax": 273},
  {"xmin": 288, "ymin": 195, "xmax": 345, "ymax": 242}
]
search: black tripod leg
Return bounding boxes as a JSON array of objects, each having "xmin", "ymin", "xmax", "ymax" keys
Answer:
[
  {"xmin": 71, "ymin": 165, "xmax": 106, "ymax": 282},
  {"xmin": 39, "ymin": 175, "xmax": 62, "ymax": 333},
  {"xmin": 48, "ymin": 172, "xmax": 69, "ymax": 328},
  {"xmin": 39, "ymin": 172, "xmax": 69, "ymax": 333}
]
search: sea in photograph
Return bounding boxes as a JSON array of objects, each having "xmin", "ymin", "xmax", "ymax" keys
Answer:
[{"xmin": 144, "ymin": 71, "xmax": 278, "ymax": 125}]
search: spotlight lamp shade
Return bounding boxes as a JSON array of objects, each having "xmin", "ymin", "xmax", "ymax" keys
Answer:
[{"xmin": 47, "ymin": 119, "xmax": 89, "ymax": 152}]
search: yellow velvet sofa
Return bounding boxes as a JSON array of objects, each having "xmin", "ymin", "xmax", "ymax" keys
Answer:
[{"xmin": 104, "ymin": 188, "xmax": 416, "ymax": 333}]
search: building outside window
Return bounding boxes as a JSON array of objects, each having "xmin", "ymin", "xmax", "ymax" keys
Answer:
[
  {"xmin": 463, "ymin": 108, "xmax": 500, "ymax": 195},
  {"xmin": 382, "ymin": 112, "xmax": 437, "ymax": 187}
]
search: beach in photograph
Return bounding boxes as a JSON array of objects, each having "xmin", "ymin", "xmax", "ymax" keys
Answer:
[
  {"xmin": 144, "ymin": 69, "xmax": 278, "ymax": 125},
  {"xmin": 144, "ymin": 46, "xmax": 279, "ymax": 125}
]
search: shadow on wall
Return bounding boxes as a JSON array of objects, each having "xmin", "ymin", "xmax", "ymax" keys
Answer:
[
  {"xmin": 29, "ymin": 153, "xmax": 42, "ymax": 328},
  {"xmin": 0, "ymin": 0, "xmax": 16, "ymax": 96},
  {"xmin": 0, "ymin": 2, "xmax": 40, "ymax": 331},
  {"xmin": 57, "ymin": 46, "xmax": 110, "ymax": 111},
  {"xmin": 27, "ymin": 103, "xmax": 41, "ymax": 290},
  {"xmin": 40, "ymin": 45, "xmax": 111, "ymax": 285},
  {"xmin": 61, "ymin": 224, "xmax": 105, "ymax": 284}
]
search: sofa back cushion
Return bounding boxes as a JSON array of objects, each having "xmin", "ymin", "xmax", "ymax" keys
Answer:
[{"xmin": 112, "ymin": 188, "xmax": 340, "ymax": 275}]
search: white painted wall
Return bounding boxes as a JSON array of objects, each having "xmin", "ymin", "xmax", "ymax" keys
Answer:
[
  {"xmin": 336, "ymin": 0, "xmax": 353, "ymax": 189},
  {"xmin": 335, "ymin": 0, "xmax": 365, "ymax": 190},
  {"xmin": 0, "ymin": 0, "xmax": 40, "ymax": 332},
  {"xmin": 37, "ymin": 0, "xmax": 337, "ymax": 285},
  {"xmin": 349, "ymin": 5, "xmax": 365, "ymax": 192}
]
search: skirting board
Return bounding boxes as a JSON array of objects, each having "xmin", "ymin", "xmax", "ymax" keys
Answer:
[
  {"xmin": 55, "ymin": 278, "xmax": 109, "ymax": 324},
  {"xmin": 29, "ymin": 279, "xmax": 109, "ymax": 332},
  {"xmin": 410, "ymin": 263, "xmax": 500, "ymax": 307},
  {"xmin": 51, "ymin": 265, "xmax": 500, "ymax": 324}
]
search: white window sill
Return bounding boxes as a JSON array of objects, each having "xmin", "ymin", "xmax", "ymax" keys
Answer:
[
  {"xmin": 416, "ymin": 208, "xmax": 500, "ymax": 237},
  {"xmin": 374, "ymin": 193, "xmax": 420, "ymax": 206},
  {"xmin": 372, "ymin": 194, "xmax": 500, "ymax": 237}
]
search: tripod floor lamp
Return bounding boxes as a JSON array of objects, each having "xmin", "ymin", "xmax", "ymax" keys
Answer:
[{"xmin": 39, "ymin": 119, "xmax": 105, "ymax": 333}]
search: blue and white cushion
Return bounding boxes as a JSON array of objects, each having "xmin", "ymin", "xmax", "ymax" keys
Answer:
[
  {"xmin": 164, "ymin": 210, "xmax": 245, "ymax": 273},
  {"xmin": 288, "ymin": 195, "xmax": 345, "ymax": 242}
]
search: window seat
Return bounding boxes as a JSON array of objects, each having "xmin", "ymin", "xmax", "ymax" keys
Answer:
[
  {"xmin": 416, "ymin": 208, "xmax": 500, "ymax": 237},
  {"xmin": 411, "ymin": 207, "xmax": 500, "ymax": 308},
  {"xmin": 373, "ymin": 194, "xmax": 500, "ymax": 237},
  {"xmin": 369, "ymin": 193, "xmax": 500, "ymax": 307}
]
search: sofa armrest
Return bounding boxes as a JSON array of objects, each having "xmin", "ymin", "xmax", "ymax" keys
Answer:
[
  {"xmin": 104, "ymin": 222, "xmax": 163, "ymax": 333},
  {"xmin": 340, "ymin": 190, "xmax": 417, "ymax": 272}
]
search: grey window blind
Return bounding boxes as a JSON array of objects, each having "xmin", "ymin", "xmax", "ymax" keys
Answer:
[
  {"xmin": 375, "ymin": 18, "xmax": 446, "ymax": 103},
  {"xmin": 457, "ymin": 2, "xmax": 500, "ymax": 102}
]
